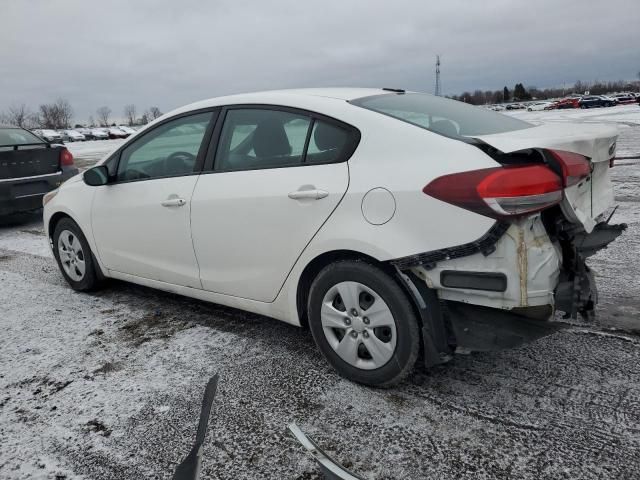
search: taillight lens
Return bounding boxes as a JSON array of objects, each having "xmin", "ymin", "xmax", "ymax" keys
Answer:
[
  {"xmin": 423, "ymin": 165, "xmax": 563, "ymax": 219},
  {"xmin": 60, "ymin": 147, "xmax": 74, "ymax": 166},
  {"xmin": 547, "ymin": 149, "xmax": 590, "ymax": 186}
]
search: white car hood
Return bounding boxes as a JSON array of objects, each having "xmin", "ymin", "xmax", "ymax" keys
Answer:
[{"xmin": 473, "ymin": 123, "xmax": 618, "ymax": 161}]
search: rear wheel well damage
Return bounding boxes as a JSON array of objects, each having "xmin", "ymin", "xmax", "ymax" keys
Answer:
[
  {"xmin": 296, "ymin": 250, "xmax": 417, "ymax": 327},
  {"xmin": 296, "ymin": 250, "xmax": 444, "ymax": 369}
]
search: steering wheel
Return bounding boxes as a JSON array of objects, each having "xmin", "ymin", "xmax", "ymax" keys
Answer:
[{"xmin": 164, "ymin": 151, "xmax": 196, "ymax": 175}]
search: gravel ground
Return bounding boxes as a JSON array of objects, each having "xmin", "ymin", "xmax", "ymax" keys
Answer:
[{"xmin": 1, "ymin": 107, "xmax": 640, "ymax": 479}]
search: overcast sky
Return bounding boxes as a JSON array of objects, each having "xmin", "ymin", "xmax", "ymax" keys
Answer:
[{"xmin": 1, "ymin": 0, "xmax": 638, "ymax": 122}]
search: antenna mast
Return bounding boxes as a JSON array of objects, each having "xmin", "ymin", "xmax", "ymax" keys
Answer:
[{"xmin": 435, "ymin": 55, "xmax": 441, "ymax": 96}]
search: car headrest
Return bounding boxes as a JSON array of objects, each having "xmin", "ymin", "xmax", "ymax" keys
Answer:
[
  {"xmin": 253, "ymin": 120, "xmax": 291, "ymax": 157},
  {"xmin": 430, "ymin": 119, "xmax": 459, "ymax": 137},
  {"xmin": 313, "ymin": 122, "xmax": 343, "ymax": 151}
]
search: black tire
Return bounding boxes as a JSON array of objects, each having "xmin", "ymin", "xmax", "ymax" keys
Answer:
[
  {"xmin": 307, "ymin": 260, "xmax": 420, "ymax": 387},
  {"xmin": 52, "ymin": 217, "xmax": 101, "ymax": 291}
]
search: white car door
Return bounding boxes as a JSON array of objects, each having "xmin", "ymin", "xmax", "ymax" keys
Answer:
[
  {"xmin": 190, "ymin": 107, "xmax": 358, "ymax": 302},
  {"xmin": 92, "ymin": 111, "xmax": 217, "ymax": 287}
]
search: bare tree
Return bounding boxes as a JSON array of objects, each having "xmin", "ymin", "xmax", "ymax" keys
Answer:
[
  {"xmin": 123, "ymin": 104, "xmax": 137, "ymax": 126},
  {"xmin": 149, "ymin": 106, "xmax": 162, "ymax": 120},
  {"xmin": 55, "ymin": 98, "xmax": 73, "ymax": 128},
  {"xmin": 96, "ymin": 106, "xmax": 112, "ymax": 127},
  {"xmin": 5, "ymin": 104, "xmax": 32, "ymax": 127},
  {"xmin": 37, "ymin": 104, "xmax": 61, "ymax": 129},
  {"xmin": 35, "ymin": 98, "xmax": 73, "ymax": 129},
  {"xmin": 88, "ymin": 115, "xmax": 95, "ymax": 127}
]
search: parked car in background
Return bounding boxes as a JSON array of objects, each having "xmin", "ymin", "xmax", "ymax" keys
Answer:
[
  {"xmin": 107, "ymin": 127, "xmax": 127, "ymax": 139},
  {"xmin": 76, "ymin": 127, "xmax": 94, "ymax": 139},
  {"xmin": 578, "ymin": 96, "xmax": 617, "ymax": 108},
  {"xmin": 1, "ymin": 125, "xmax": 78, "ymax": 215},
  {"xmin": 551, "ymin": 97, "xmax": 580, "ymax": 109},
  {"xmin": 610, "ymin": 93, "xmax": 636, "ymax": 105},
  {"xmin": 62, "ymin": 129, "xmax": 86, "ymax": 142},
  {"xmin": 117, "ymin": 125, "xmax": 136, "ymax": 136},
  {"xmin": 90, "ymin": 128, "xmax": 109, "ymax": 140},
  {"xmin": 33, "ymin": 129, "xmax": 64, "ymax": 143},
  {"xmin": 44, "ymin": 88, "xmax": 623, "ymax": 386},
  {"xmin": 527, "ymin": 102, "xmax": 553, "ymax": 111}
]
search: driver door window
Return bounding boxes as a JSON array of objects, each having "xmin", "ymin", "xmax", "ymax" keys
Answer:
[{"xmin": 116, "ymin": 112, "xmax": 213, "ymax": 181}]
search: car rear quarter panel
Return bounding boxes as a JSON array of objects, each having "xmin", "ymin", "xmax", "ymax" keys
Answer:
[{"xmin": 275, "ymin": 109, "xmax": 500, "ymax": 323}]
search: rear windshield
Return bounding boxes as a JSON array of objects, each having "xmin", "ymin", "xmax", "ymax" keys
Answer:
[
  {"xmin": 0, "ymin": 128, "xmax": 45, "ymax": 147},
  {"xmin": 351, "ymin": 93, "xmax": 532, "ymax": 139}
]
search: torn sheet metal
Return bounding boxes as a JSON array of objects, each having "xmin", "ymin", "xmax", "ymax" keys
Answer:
[{"xmin": 288, "ymin": 423, "xmax": 366, "ymax": 480}]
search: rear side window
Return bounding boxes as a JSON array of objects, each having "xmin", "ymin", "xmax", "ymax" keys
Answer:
[
  {"xmin": 351, "ymin": 93, "xmax": 532, "ymax": 138},
  {"xmin": 214, "ymin": 108, "xmax": 360, "ymax": 172},
  {"xmin": 215, "ymin": 109, "xmax": 310, "ymax": 171},
  {"xmin": 306, "ymin": 121, "xmax": 350, "ymax": 164}
]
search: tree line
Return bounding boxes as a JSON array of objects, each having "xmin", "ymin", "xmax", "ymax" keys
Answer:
[
  {"xmin": 0, "ymin": 100, "xmax": 163, "ymax": 129},
  {"xmin": 449, "ymin": 77, "xmax": 640, "ymax": 105}
]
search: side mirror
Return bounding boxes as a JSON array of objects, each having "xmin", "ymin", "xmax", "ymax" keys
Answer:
[{"xmin": 84, "ymin": 165, "xmax": 110, "ymax": 186}]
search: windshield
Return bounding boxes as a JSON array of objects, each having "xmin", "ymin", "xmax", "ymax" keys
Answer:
[
  {"xmin": 351, "ymin": 92, "xmax": 532, "ymax": 139},
  {"xmin": 0, "ymin": 127, "xmax": 46, "ymax": 146}
]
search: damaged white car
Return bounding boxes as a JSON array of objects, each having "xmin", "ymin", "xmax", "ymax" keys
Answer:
[{"xmin": 43, "ymin": 88, "xmax": 625, "ymax": 387}]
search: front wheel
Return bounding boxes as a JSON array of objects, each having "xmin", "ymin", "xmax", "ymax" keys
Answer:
[
  {"xmin": 53, "ymin": 218, "xmax": 101, "ymax": 291},
  {"xmin": 307, "ymin": 261, "xmax": 420, "ymax": 387}
]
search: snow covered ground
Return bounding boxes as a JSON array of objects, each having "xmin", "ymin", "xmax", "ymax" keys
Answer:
[
  {"xmin": 1, "ymin": 105, "xmax": 640, "ymax": 479},
  {"xmin": 65, "ymin": 139, "xmax": 125, "ymax": 170}
]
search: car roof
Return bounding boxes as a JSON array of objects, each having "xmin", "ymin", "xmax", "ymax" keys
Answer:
[{"xmin": 175, "ymin": 87, "xmax": 394, "ymax": 112}]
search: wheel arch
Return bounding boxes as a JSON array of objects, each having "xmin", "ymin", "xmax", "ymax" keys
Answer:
[
  {"xmin": 47, "ymin": 209, "xmax": 107, "ymax": 281},
  {"xmin": 295, "ymin": 249, "xmax": 416, "ymax": 329},
  {"xmin": 48, "ymin": 211, "xmax": 74, "ymax": 242}
]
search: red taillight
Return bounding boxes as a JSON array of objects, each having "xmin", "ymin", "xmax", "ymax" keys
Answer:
[
  {"xmin": 423, "ymin": 165, "xmax": 563, "ymax": 219},
  {"xmin": 60, "ymin": 147, "xmax": 74, "ymax": 166},
  {"xmin": 547, "ymin": 149, "xmax": 590, "ymax": 187}
]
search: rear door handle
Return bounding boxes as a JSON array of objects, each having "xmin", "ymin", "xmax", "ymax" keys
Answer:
[
  {"xmin": 288, "ymin": 189, "xmax": 329, "ymax": 200},
  {"xmin": 161, "ymin": 197, "xmax": 187, "ymax": 207}
]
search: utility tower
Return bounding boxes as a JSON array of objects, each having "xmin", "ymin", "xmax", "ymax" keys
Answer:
[{"xmin": 435, "ymin": 55, "xmax": 441, "ymax": 96}]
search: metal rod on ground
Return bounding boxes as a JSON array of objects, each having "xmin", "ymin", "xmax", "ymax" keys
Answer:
[{"xmin": 288, "ymin": 423, "xmax": 367, "ymax": 480}]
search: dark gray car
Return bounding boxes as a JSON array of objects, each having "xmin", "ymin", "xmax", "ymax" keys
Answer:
[{"xmin": 0, "ymin": 125, "xmax": 78, "ymax": 215}]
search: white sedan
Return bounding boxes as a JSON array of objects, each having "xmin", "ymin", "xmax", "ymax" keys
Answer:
[
  {"xmin": 62, "ymin": 129, "xmax": 86, "ymax": 142},
  {"xmin": 527, "ymin": 102, "xmax": 553, "ymax": 111},
  {"xmin": 43, "ymin": 88, "xmax": 624, "ymax": 386}
]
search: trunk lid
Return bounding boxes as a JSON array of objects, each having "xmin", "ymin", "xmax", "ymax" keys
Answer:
[
  {"xmin": 473, "ymin": 123, "xmax": 617, "ymax": 232},
  {"xmin": 0, "ymin": 145, "xmax": 61, "ymax": 181}
]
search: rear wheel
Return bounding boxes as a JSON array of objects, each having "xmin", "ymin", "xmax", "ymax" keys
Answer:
[
  {"xmin": 308, "ymin": 261, "xmax": 419, "ymax": 387},
  {"xmin": 53, "ymin": 218, "xmax": 101, "ymax": 291}
]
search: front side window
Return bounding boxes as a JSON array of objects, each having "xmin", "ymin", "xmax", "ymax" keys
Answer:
[
  {"xmin": 116, "ymin": 112, "xmax": 213, "ymax": 182},
  {"xmin": 215, "ymin": 109, "xmax": 311, "ymax": 171},
  {"xmin": 351, "ymin": 92, "xmax": 532, "ymax": 139}
]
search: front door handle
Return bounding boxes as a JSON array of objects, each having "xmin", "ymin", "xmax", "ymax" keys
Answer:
[
  {"xmin": 161, "ymin": 197, "xmax": 187, "ymax": 207},
  {"xmin": 288, "ymin": 189, "xmax": 329, "ymax": 200}
]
